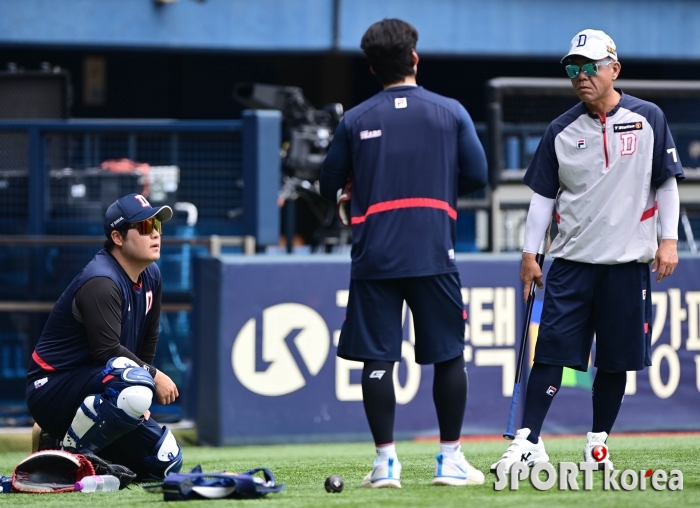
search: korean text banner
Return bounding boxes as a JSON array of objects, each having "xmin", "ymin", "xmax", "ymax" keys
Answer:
[{"xmin": 192, "ymin": 255, "xmax": 700, "ymax": 445}]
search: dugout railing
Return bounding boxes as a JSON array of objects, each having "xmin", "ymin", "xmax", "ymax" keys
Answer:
[{"xmin": 484, "ymin": 78, "xmax": 700, "ymax": 253}]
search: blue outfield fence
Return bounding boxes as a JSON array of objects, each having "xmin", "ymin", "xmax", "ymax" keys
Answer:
[{"xmin": 192, "ymin": 254, "xmax": 700, "ymax": 446}]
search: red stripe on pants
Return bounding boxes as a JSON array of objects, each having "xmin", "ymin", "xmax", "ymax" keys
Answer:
[{"xmin": 32, "ymin": 350, "xmax": 56, "ymax": 372}]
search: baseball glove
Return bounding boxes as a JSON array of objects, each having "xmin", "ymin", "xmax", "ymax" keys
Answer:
[
  {"xmin": 12, "ymin": 450, "xmax": 95, "ymax": 493},
  {"xmin": 337, "ymin": 175, "xmax": 353, "ymax": 227}
]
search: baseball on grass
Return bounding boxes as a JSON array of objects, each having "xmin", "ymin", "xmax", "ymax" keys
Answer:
[{"xmin": 325, "ymin": 475, "xmax": 344, "ymax": 493}]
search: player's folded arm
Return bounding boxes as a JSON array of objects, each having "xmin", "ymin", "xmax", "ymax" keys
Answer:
[{"xmin": 76, "ymin": 277, "xmax": 156, "ymax": 375}]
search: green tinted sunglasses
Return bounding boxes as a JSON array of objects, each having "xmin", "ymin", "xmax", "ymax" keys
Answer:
[{"xmin": 565, "ymin": 60, "xmax": 614, "ymax": 79}]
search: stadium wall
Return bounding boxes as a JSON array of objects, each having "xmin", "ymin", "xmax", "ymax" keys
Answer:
[
  {"xmin": 193, "ymin": 254, "xmax": 700, "ymax": 445},
  {"xmin": 2, "ymin": 0, "xmax": 700, "ymax": 60}
]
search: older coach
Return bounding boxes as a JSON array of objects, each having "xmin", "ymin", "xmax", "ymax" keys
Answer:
[{"xmin": 491, "ymin": 29, "xmax": 684, "ymax": 473}]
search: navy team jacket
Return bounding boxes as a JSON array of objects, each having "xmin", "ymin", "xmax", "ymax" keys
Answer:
[
  {"xmin": 29, "ymin": 249, "xmax": 160, "ymax": 378},
  {"xmin": 320, "ymin": 85, "xmax": 487, "ymax": 279}
]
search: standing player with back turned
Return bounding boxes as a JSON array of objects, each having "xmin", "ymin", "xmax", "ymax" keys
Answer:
[
  {"xmin": 320, "ymin": 19, "xmax": 488, "ymax": 488},
  {"xmin": 490, "ymin": 29, "xmax": 684, "ymax": 473},
  {"xmin": 27, "ymin": 193, "xmax": 183, "ymax": 480}
]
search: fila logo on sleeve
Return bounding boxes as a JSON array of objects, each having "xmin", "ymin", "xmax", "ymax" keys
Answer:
[{"xmin": 546, "ymin": 386, "xmax": 558, "ymax": 396}]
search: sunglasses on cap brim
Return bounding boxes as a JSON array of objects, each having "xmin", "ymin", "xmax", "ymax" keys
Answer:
[
  {"xmin": 565, "ymin": 60, "xmax": 614, "ymax": 79},
  {"xmin": 125, "ymin": 217, "xmax": 162, "ymax": 235}
]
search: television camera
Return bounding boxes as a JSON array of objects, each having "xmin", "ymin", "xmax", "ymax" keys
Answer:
[{"xmin": 234, "ymin": 83, "xmax": 345, "ymax": 250}]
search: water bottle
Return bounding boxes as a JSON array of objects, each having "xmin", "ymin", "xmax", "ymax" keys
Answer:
[{"xmin": 74, "ymin": 475, "xmax": 120, "ymax": 493}]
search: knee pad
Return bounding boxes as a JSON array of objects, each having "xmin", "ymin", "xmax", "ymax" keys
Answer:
[
  {"xmin": 140, "ymin": 426, "xmax": 183, "ymax": 481},
  {"xmin": 102, "ymin": 356, "xmax": 156, "ymax": 395},
  {"xmin": 116, "ymin": 386, "xmax": 153, "ymax": 418},
  {"xmin": 62, "ymin": 357, "xmax": 156, "ymax": 454}
]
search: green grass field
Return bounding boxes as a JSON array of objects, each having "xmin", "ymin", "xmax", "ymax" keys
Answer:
[{"xmin": 0, "ymin": 434, "xmax": 698, "ymax": 507}]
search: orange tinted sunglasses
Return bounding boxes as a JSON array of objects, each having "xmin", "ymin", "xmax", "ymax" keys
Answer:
[{"xmin": 126, "ymin": 218, "xmax": 162, "ymax": 235}]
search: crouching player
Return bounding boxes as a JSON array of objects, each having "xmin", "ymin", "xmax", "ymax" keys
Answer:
[{"xmin": 26, "ymin": 193, "xmax": 183, "ymax": 480}]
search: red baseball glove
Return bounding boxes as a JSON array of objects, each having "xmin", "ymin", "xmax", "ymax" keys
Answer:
[{"xmin": 12, "ymin": 450, "xmax": 95, "ymax": 493}]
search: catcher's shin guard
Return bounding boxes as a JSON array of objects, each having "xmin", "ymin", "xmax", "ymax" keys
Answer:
[
  {"xmin": 62, "ymin": 357, "xmax": 155, "ymax": 454},
  {"xmin": 139, "ymin": 425, "xmax": 183, "ymax": 480}
]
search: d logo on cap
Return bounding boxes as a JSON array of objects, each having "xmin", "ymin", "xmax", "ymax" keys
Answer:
[{"xmin": 134, "ymin": 195, "xmax": 150, "ymax": 208}]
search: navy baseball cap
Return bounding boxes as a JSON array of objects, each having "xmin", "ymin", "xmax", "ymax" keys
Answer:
[{"xmin": 104, "ymin": 193, "xmax": 173, "ymax": 237}]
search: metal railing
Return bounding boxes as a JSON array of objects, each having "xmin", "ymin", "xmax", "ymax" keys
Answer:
[
  {"xmin": 0, "ymin": 234, "xmax": 255, "ymax": 255},
  {"xmin": 0, "ymin": 119, "xmax": 245, "ymax": 235},
  {"xmin": 0, "ymin": 234, "xmax": 254, "ymax": 313}
]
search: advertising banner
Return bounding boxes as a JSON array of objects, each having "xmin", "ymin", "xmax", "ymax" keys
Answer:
[{"xmin": 193, "ymin": 255, "xmax": 700, "ymax": 445}]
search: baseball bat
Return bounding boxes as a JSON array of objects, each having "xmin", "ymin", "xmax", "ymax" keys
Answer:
[{"xmin": 503, "ymin": 230, "xmax": 548, "ymax": 440}]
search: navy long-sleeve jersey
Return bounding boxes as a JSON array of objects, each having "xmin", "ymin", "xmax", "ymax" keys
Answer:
[
  {"xmin": 320, "ymin": 85, "xmax": 487, "ymax": 279},
  {"xmin": 28, "ymin": 249, "xmax": 161, "ymax": 379}
]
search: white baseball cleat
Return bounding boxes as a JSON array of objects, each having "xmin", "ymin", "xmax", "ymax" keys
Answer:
[
  {"xmin": 361, "ymin": 456, "xmax": 402, "ymax": 488},
  {"xmin": 583, "ymin": 431, "xmax": 613, "ymax": 470},
  {"xmin": 489, "ymin": 428, "xmax": 550, "ymax": 473},
  {"xmin": 432, "ymin": 452, "xmax": 485, "ymax": 486}
]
